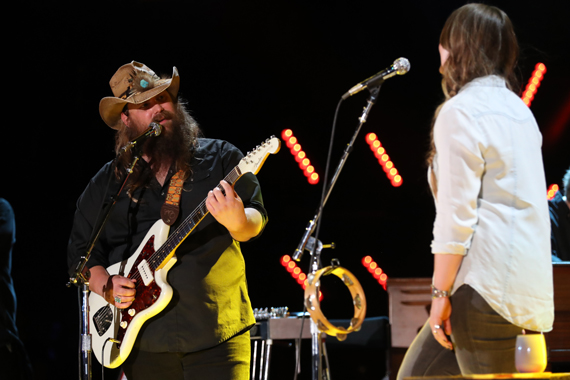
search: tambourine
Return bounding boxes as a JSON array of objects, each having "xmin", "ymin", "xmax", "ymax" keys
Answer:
[{"xmin": 304, "ymin": 264, "xmax": 367, "ymax": 341}]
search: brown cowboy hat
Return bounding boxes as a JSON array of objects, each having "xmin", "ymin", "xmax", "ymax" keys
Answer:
[{"xmin": 99, "ymin": 61, "xmax": 180, "ymax": 129}]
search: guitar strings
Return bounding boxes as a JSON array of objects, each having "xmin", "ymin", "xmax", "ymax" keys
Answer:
[{"xmin": 126, "ymin": 167, "xmax": 241, "ymax": 284}]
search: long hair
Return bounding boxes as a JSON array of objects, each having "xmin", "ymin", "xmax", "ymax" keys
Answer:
[
  {"xmin": 427, "ymin": 3, "xmax": 520, "ymax": 166},
  {"xmin": 113, "ymin": 97, "xmax": 201, "ymax": 193}
]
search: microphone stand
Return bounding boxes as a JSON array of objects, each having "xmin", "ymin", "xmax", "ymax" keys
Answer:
[
  {"xmin": 67, "ymin": 153, "xmax": 141, "ymax": 380},
  {"xmin": 293, "ymin": 85, "xmax": 382, "ymax": 380}
]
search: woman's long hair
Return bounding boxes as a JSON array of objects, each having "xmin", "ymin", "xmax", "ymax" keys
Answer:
[{"xmin": 427, "ymin": 3, "xmax": 520, "ymax": 166}]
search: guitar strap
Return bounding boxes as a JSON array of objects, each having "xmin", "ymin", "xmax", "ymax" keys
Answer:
[{"xmin": 160, "ymin": 170, "xmax": 184, "ymax": 226}]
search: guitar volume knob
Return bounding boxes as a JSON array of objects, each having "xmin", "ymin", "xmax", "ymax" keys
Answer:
[{"xmin": 120, "ymin": 321, "xmax": 128, "ymax": 329}]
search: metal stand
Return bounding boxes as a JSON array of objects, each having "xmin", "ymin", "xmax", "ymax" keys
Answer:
[
  {"xmin": 67, "ymin": 154, "xmax": 140, "ymax": 380},
  {"xmin": 251, "ymin": 338, "xmax": 273, "ymax": 380},
  {"xmin": 250, "ymin": 312, "xmax": 311, "ymax": 380},
  {"xmin": 293, "ymin": 85, "xmax": 382, "ymax": 380}
]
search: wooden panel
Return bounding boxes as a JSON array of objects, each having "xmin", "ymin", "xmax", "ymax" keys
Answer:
[
  {"xmin": 387, "ymin": 278, "xmax": 431, "ymax": 348},
  {"xmin": 545, "ymin": 263, "xmax": 570, "ymax": 363}
]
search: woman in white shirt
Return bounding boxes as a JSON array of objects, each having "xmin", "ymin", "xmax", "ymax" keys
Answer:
[{"xmin": 397, "ymin": 4, "xmax": 554, "ymax": 377}]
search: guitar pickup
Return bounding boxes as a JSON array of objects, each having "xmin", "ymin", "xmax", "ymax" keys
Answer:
[{"xmin": 137, "ymin": 260, "xmax": 154, "ymax": 286}]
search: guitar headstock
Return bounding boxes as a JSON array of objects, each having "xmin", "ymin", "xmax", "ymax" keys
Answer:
[{"xmin": 238, "ymin": 136, "xmax": 281, "ymax": 175}]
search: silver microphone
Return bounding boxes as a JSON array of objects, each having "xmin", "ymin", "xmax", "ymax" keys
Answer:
[
  {"xmin": 342, "ymin": 57, "xmax": 410, "ymax": 99},
  {"xmin": 120, "ymin": 122, "xmax": 162, "ymax": 154}
]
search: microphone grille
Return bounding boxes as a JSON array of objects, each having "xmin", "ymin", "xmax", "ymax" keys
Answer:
[
  {"xmin": 150, "ymin": 122, "xmax": 163, "ymax": 136},
  {"xmin": 393, "ymin": 58, "xmax": 410, "ymax": 75}
]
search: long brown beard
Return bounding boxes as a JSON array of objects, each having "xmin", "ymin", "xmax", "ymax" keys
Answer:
[
  {"xmin": 139, "ymin": 110, "xmax": 186, "ymax": 171},
  {"xmin": 115, "ymin": 101, "xmax": 200, "ymax": 192}
]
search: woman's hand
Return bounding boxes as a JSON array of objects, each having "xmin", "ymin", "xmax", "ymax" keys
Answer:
[{"xmin": 430, "ymin": 296, "xmax": 453, "ymax": 350}]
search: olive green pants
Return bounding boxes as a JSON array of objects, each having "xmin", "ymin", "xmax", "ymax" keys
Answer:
[{"xmin": 397, "ymin": 285, "xmax": 523, "ymax": 379}]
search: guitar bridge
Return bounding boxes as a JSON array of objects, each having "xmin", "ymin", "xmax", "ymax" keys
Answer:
[{"xmin": 93, "ymin": 305, "xmax": 113, "ymax": 337}]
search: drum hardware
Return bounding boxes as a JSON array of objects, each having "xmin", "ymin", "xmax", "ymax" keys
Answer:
[
  {"xmin": 300, "ymin": 238, "xmax": 368, "ymax": 380},
  {"xmin": 304, "ymin": 258, "xmax": 367, "ymax": 342}
]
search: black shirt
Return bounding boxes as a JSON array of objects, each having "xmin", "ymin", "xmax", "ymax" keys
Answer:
[
  {"xmin": 549, "ymin": 191, "xmax": 570, "ymax": 262},
  {"xmin": 0, "ymin": 198, "xmax": 17, "ymax": 346},
  {"xmin": 67, "ymin": 138, "xmax": 267, "ymax": 352}
]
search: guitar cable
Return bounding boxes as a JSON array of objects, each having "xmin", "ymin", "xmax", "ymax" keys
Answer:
[{"xmin": 102, "ymin": 337, "xmax": 120, "ymax": 380}]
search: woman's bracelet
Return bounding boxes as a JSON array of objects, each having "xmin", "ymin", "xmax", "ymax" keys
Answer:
[{"xmin": 431, "ymin": 284, "xmax": 450, "ymax": 299}]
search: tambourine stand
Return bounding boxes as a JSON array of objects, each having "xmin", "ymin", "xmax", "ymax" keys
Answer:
[
  {"xmin": 67, "ymin": 154, "xmax": 140, "ymax": 380},
  {"xmin": 294, "ymin": 86, "xmax": 381, "ymax": 380},
  {"xmin": 307, "ymin": 239, "xmax": 331, "ymax": 380}
]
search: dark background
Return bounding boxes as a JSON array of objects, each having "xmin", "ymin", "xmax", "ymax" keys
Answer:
[{"xmin": 3, "ymin": 0, "xmax": 569, "ymax": 379}]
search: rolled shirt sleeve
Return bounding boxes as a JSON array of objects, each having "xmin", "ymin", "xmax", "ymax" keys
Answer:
[{"xmin": 431, "ymin": 104, "xmax": 485, "ymax": 255}]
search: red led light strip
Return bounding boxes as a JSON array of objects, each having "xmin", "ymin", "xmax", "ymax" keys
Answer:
[
  {"xmin": 280, "ymin": 255, "xmax": 323, "ymax": 300},
  {"xmin": 281, "ymin": 129, "xmax": 320, "ymax": 185},
  {"xmin": 365, "ymin": 133, "xmax": 402, "ymax": 187},
  {"xmin": 522, "ymin": 63, "xmax": 546, "ymax": 107},
  {"xmin": 547, "ymin": 184, "xmax": 559, "ymax": 200},
  {"xmin": 362, "ymin": 256, "xmax": 388, "ymax": 290},
  {"xmin": 280, "ymin": 255, "xmax": 308, "ymax": 288}
]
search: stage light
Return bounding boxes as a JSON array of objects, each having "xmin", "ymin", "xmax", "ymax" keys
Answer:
[
  {"xmin": 281, "ymin": 255, "xmax": 309, "ymax": 289},
  {"xmin": 280, "ymin": 255, "xmax": 323, "ymax": 300},
  {"xmin": 287, "ymin": 261, "xmax": 296, "ymax": 273},
  {"xmin": 286, "ymin": 136, "xmax": 297, "ymax": 148},
  {"xmin": 365, "ymin": 133, "xmax": 403, "ymax": 187},
  {"xmin": 522, "ymin": 63, "xmax": 546, "ymax": 107},
  {"xmin": 547, "ymin": 184, "xmax": 559, "ymax": 200},
  {"xmin": 308, "ymin": 173, "xmax": 319, "ymax": 185},
  {"xmin": 281, "ymin": 129, "xmax": 320, "ymax": 185},
  {"xmin": 300, "ymin": 158, "xmax": 311, "ymax": 170},
  {"xmin": 361, "ymin": 255, "xmax": 389, "ymax": 290},
  {"xmin": 391, "ymin": 175, "xmax": 403, "ymax": 187},
  {"xmin": 373, "ymin": 268, "xmax": 383, "ymax": 279}
]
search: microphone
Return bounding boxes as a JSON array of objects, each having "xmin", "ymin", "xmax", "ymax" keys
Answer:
[
  {"xmin": 342, "ymin": 57, "xmax": 410, "ymax": 99},
  {"xmin": 120, "ymin": 122, "xmax": 162, "ymax": 154}
]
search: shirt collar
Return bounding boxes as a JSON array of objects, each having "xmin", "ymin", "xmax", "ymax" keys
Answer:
[{"xmin": 460, "ymin": 75, "xmax": 507, "ymax": 93}]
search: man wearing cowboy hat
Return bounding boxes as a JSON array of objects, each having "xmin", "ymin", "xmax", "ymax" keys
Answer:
[{"xmin": 67, "ymin": 61, "xmax": 267, "ymax": 380}]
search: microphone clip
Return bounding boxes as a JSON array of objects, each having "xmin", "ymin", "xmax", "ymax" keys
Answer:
[{"xmin": 119, "ymin": 122, "xmax": 162, "ymax": 155}]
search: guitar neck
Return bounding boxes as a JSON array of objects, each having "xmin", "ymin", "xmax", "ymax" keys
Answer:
[{"xmin": 149, "ymin": 166, "xmax": 243, "ymax": 270}]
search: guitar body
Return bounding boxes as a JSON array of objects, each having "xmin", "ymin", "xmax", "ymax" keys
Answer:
[{"xmin": 90, "ymin": 220, "xmax": 176, "ymax": 368}]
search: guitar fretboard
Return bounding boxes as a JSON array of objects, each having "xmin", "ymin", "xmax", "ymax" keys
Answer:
[{"xmin": 145, "ymin": 165, "xmax": 242, "ymax": 273}]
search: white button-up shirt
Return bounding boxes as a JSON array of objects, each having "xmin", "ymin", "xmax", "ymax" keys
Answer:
[{"xmin": 429, "ymin": 75, "xmax": 554, "ymax": 332}]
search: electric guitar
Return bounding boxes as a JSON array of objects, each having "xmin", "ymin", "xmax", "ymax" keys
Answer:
[{"xmin": 89, "ymin": 136, "xmax": 280, "ymax": 368}]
